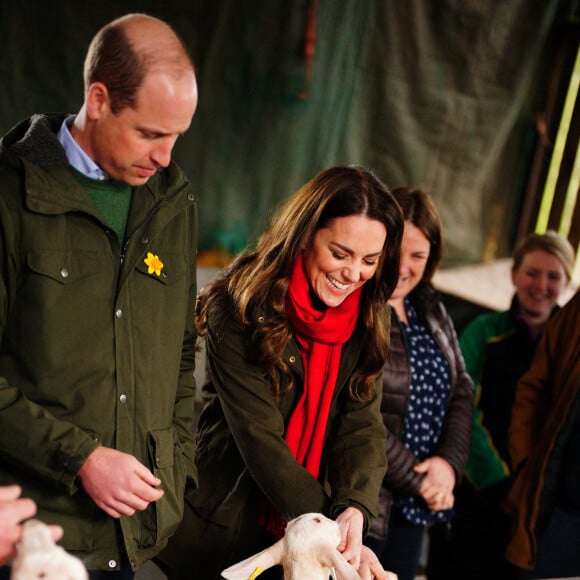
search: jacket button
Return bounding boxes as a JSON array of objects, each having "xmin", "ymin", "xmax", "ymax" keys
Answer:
[
  {"xmin": 187, "ymin": 192, "xmax": 195, "ymax": 202},
  {"xmin": 257, "ymin": 316, "xmax": 265, "ymax": 323},
  {"xmin": 141, "ymin": 236, "xmax": 149, "ymax": 244},
  {"xmin": 289, "ymin": 356, "xmax": 296, "ymax": 363},
  {"xmin": 108, "ymin": 560, "xmax": 117, "ymax": 569},
  {"xmin": 119, "ymin": 394, "xmax": 127, "ymax": 403},
  {"xmin": 60, "ymin": 268, "xmax": 69, "ymax": 279},
  {"xmin": 115, "ymin": 309, "xmax": 124, "ymax": 319}
]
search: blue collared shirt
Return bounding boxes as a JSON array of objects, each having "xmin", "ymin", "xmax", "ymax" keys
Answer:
[{"xmin": 57, "ymin": 115, "xmax": 109, "ymax": 181}]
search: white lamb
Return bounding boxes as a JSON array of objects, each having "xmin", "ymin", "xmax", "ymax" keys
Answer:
[
  {"xmin": 221, "ymin": 512, "xmax": 396, "ymax": 580},
  {"xmin": 10, "ymin": 519, "xmax": 88, "ymax": 580}
]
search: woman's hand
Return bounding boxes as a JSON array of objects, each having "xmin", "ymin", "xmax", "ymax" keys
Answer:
[
  {"xmin": 414, "ymin": 455, "xmax": 456, "ymax": 511},
  {"xmin": 358, "ymin": 546, "xmax": 398, "ymax": 580},
  {"xmin": 335, "ymin": 509, "xmax": 399, "ymax": 578},
  {"xmin": 335, "ymin": 507, "xmax": 364, "ymax": 569}
]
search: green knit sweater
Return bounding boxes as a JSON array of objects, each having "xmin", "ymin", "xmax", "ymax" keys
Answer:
[{"xmin": 74, "ymin": 170, "xmax": 132, "ymax": 242}]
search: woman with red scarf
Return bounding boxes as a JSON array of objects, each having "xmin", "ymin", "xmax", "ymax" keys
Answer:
[{"xmin": 157, "ymin": 165, "xmax": 404, "ymax": 579}]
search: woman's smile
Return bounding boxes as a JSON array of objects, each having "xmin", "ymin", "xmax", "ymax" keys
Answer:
[{"xmin": 302, "ymin": 214, "xmax": 386, "ymax": 308}]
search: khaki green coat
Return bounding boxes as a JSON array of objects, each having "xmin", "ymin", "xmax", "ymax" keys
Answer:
[
  {"xmin": 158, "ymin": 294, "xmax": 388, "ymax": 579},
  {"xmin": 0, "ymin": 114, "xmax": 198, "ymax": 571}
]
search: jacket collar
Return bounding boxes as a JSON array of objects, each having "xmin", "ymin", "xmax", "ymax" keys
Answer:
[
  {"xmin": 2, "ymin": 114, "xmax": 190, "ymax": 218},
  {"xmin": 0, "ymin": 114, "xmax": 69, "ymax": 168}
]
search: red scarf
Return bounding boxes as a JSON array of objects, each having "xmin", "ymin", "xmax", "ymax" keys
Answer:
[
  {"xmin": 259, "ymin": 254, "xmax": 361, "ymax": 538},
  {"xmin": 285, "ymin": 254, "xmax": 362, "ymax": 476}
]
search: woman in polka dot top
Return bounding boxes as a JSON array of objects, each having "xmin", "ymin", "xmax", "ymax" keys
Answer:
[{"xmin": 364, "ymin": 188, "xmax": 473, "ymax": 580}]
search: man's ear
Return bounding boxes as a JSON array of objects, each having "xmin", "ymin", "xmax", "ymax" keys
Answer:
[{"xmin": 85, "ymin": 82, "xmax": 110, "ymax": 120}]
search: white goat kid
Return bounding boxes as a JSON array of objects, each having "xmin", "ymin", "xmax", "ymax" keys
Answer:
[
  {"xmin": 10, "ymin": 519, "xmax": 88, "ymax": 580},
  {"xmin": 221, "ymin": 512, "xmax": 362, "ymax": 580}
]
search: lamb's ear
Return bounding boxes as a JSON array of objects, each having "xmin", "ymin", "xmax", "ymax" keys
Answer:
[
  {"xmin": 320, "ymin": 547, "xmax": 361, "ymax": 580},
  {"xmin": 221, "ymin": 541, "xmax": 284, "ymax": 579}
]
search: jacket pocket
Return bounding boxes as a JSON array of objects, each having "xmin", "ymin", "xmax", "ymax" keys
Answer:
[
  {"xmin": 141, "ymin": 428, "xmax": 188, "ymax": 548},
  {"xmin": 27, "ymin": 250, "xmax": 99, "ymax": 284}
]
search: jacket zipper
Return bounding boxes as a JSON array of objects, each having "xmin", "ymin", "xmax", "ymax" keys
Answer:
[{"xmin": 119, "ymin": 180, "xmax": 191, "ymax": 265}]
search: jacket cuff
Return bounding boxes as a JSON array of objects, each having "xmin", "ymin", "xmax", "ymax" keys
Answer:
[
  {"xmin": 330, "ymin": 489, "xmax": 375, "ymax": 533},
  {"xmin": 59, "ymin": 435, "xmax": 101, "ymax": 493}
]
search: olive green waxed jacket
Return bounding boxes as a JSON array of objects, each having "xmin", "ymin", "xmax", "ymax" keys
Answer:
[
  {"xmin": 159, "ymin": 293, "xmax": 388, "ymax": 579},
  {"xmin": 0, "ymin": 114, "xmax": 198, "ymax": 571}
]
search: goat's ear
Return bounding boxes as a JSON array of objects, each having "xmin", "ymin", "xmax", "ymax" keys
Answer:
[
  {"xmin": 221, "ymin": 541, "xmax": 284, "ymax": 579},
  {"xmin": 319, "ymin": 547, "xmax": 361, "ymax": 580}
]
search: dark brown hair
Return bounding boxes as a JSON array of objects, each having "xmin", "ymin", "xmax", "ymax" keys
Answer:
[
  {"xmin": 390, "ymin": 187, "xmax": 443, "ymax": 283},
  {"xmin": 198, "ymin": 165, "xmax": 404, "ymax": 399}
]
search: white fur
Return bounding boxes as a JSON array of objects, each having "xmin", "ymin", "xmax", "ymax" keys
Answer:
[
  {"xmin": 221, "ymin": 512, "xmax": 362, "ymax": 580},
  {"xmin": 11, "ymin": 519, "xmax": 88, "ymax": 580}
]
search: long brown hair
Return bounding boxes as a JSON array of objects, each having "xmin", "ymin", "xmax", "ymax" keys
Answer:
[{"xmin": 198, "ymin": 165, "xmax": 403, "ymax": 399}]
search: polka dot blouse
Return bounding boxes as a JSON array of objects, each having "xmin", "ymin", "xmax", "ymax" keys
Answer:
[{"xmin": 394, "ymin": 297, "xmax": 454, "ymax": 525}]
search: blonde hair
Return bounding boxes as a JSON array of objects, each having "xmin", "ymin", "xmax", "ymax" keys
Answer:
[{"xmin": 513, "ymin": 230, "xmax": 575, "ymax": 281}]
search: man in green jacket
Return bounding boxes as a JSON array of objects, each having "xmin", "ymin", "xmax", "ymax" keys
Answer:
[{"xmin": 0, "ymin": 13, "xmax": 199, "ymax": 579}]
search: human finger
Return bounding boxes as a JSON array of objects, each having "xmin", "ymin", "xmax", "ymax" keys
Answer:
[
  {"xmin": 130, "ymin": 478, "xmax": 164, "ymax": 504},
  {"xmin": 134, "ymin": 463, "xmax": 162, "ymax": 488},
  {"xmin": 0, "ymin": 497, "xmax": 37, "ymax": 524},
  {"xmin": 0, "ymin": 485, "xmax": 23, "ymax": 502},
  {"xmin": 48, "ymin": 525, "xmax": 64, "ymax": 543}
]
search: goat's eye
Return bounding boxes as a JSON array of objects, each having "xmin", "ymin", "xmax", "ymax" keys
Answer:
[{"xmin": 314, "ymin": 516, "xmax": 321, "ymax": 523}]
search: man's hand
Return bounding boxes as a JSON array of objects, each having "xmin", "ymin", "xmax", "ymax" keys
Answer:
[{"xmin": 78, "ymin": 447, "xmax": 164, "ymax": 518}]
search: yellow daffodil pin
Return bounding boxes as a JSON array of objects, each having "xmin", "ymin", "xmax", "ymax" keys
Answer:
[{"xmin": 144, "ymin": 252, "xmax": 164, "ymax": 276}]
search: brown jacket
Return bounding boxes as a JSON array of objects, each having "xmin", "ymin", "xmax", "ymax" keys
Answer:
[{"xmin": 504, "ymin": 291, "xmax": 580, "ymax": 570}]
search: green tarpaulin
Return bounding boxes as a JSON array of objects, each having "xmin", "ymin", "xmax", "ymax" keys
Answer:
[{"xmin": 0, "ymin": 0, "xmax": 568, "ymax": 265}]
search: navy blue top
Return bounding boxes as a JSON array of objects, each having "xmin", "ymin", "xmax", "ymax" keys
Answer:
[{"xmin": 395, "ymin": 297, "xmax": 454, "ymax": 525}]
